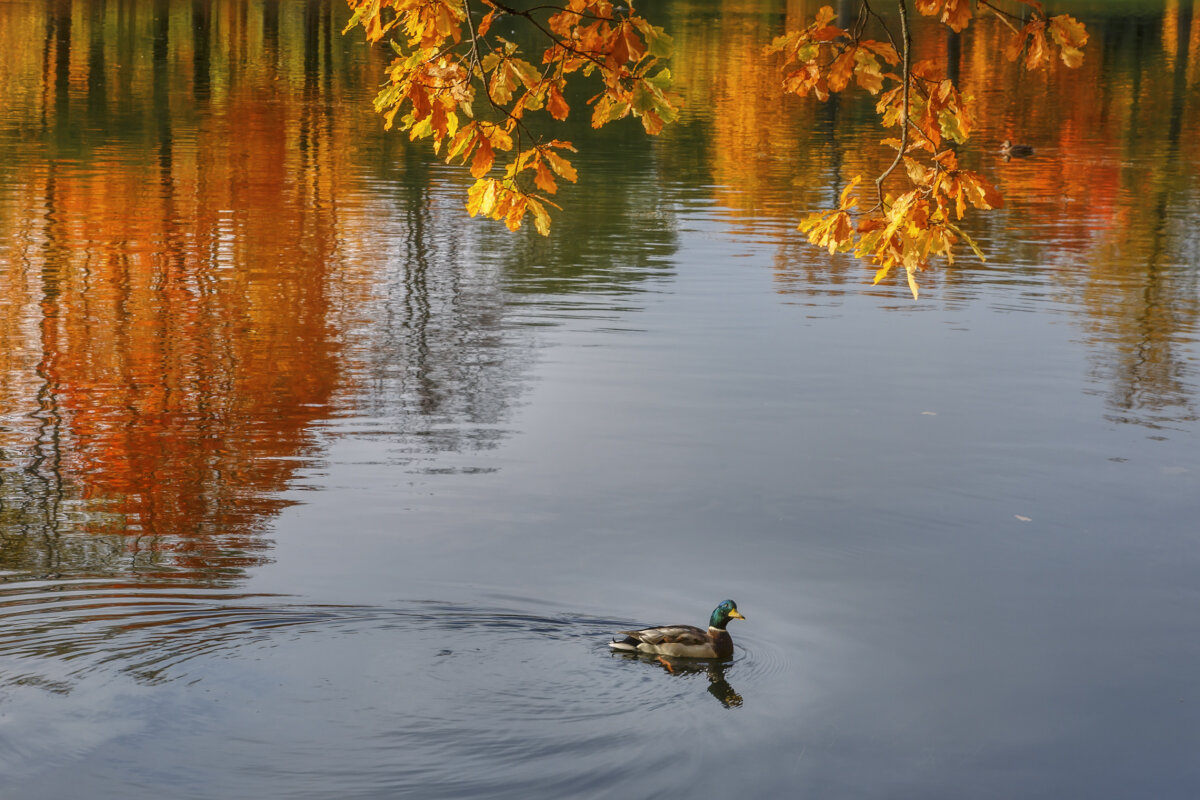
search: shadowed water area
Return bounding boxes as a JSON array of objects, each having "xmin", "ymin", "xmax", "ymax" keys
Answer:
[{"xmin": 1, "ymin": 0, "xmax": 1199, "ymax": 797}]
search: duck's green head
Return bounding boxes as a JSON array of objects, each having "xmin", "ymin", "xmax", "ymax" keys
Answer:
[{"xmin": 710, "ymin": 600, "xmax": 745, "ymax": 630}]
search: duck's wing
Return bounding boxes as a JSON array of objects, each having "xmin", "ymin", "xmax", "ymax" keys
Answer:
[{"xmin": 617, "ymin": 624, "xmax": 709, "ymax": 647}]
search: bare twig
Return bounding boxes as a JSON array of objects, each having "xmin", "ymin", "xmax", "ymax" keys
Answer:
[
  {"xmin": 978, "ymin": 0, "xmax": 1033, "ymax": 31},
  {"xmin": 460, "ymin": 0, "xmax": 537, "ymax": 143},
  {"xmin": 872, "ymin": 0, "xmax": 910, "ymax": 210},
  {"xmin": 488, "ymin": 0, "xmax": 623, "ymax": 76},
  {"xmin": 861, "ymin": 0, "xmax": 900, "ymax": 58}
]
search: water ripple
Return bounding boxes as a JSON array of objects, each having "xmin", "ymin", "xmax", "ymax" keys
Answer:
[
  {"xmin": 0, "ymin": 583, "xmax": 771, "ymax": 709},
  {"xmin": 0, "ymin": 587, "xmax": 783, "ymax": 797}
]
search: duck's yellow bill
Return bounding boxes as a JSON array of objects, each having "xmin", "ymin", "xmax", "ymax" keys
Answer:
[{"xmin": 729, "ymin": 610, "xmax": 746, "ymax": 620}]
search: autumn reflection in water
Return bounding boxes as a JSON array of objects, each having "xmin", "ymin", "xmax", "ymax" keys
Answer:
[
  {"xmin": 0, "ymin": 2, "xmax": 1199, "ymax": 796},
  {"xmin": 0, "ymin": 0, "xmax": 687, "ymax": 582},
  {"xmin": 671, "ymin": 0, "xmax": 1199, "ymax": 432},
  {"xmin": 2, "ymin": 0, "xmax": 1197, "ymax": 580}
]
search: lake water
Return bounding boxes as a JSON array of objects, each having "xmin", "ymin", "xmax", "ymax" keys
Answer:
[{"xmin": 1, "ymin": 1, "xmax": 1199, "ymax": 797}]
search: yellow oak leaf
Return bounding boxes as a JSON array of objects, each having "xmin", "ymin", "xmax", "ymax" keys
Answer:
[
  {"xmin": 478, "ymin": 9, "xmax": 497, "ymax": 37},
  {"xmin": 828, "ymin": 49, "xmax": 856, "ymax": 92},
  {"xmin": 543, "ymin": 150, "xmax": 578, "ymax": 182},
  {"xmin": 526, "ymin": 198, "xmax": 552, "ymax": 236},
  {"xmin": 547, "ymin": 84, "xmax": 570, "ymax": 121},
  {"xmin": 943, "ymin": 0, "xmax": 972, "ymax": 32},
  {"xmin": 1049, "ymin": 15, "xmax": 1088, "ymax": 68},
  {"xmin": 471, "ymin": 138, "xmax": 495, "ymax": 177},
  {"xmin": 534, "ymin": 161, "xmax": 558, "ymax": 193}
]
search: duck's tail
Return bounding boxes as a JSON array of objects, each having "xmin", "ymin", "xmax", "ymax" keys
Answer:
[{"xmin": 608, "ymin": 635, "xmax": 639, "ymax": 652}]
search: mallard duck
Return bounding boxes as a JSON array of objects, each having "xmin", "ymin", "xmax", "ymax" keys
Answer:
[
  {"xmin": 609, "ymin": 600, "xmax": 745, "ymax": 659},
  {"xmin": 1000, "ymin": 139, "xmax": 1034, "ymax": 158}
]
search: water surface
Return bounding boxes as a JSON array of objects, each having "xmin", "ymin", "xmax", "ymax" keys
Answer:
[{"xmin": 1, "ymin": 1, "xmax": 1199, "ymax": 797}]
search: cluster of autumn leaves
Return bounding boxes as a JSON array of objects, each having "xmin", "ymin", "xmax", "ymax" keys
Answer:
[
  {"xmin": 768, "ymin": 2, "xmax": 1085, "ymax": 296},
  {"xmin": 346, "ymin": 0, "xmax": 1087, "ymax": 297},
  {"xmin": 347, "ymin": 0, "xmax": 676, "ymax": 235}
]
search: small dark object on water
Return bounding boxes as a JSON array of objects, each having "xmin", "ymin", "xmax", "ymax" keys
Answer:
[{"xmin": 1000, "ymin": 139, "xmax": 1034, "ymax": 159}]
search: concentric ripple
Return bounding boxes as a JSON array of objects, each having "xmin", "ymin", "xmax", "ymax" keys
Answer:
[{"xmin": 0, "ymin": 580, "xmax": 794, "ymax": 798}]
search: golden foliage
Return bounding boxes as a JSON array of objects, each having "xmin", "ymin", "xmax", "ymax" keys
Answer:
[
  {"xmin": 346, "ymin": 0, "xmax": 1088, "ymax": 298},
  {"xmin": 345, "ymin": 0, "xmax": 679, "ymax": 235},
  {"xmin": 769, "ymin": 2, "xmax": 1087, "ymax": 297}
]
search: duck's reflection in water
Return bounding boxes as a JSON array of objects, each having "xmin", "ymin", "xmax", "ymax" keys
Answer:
[{"xmin": 613, "ymin": 652, "xmax": 743, "ymax": 708}]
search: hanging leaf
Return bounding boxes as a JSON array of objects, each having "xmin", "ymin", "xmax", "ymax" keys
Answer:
[
  {"xmin": 345, "ymin": 0, "xmax": 1083, "ymax": 260},
  {"xmin": 543, "ymin": 150, "xmax": 578, "ymax": 183},
  {"xmin": 546, "ymin": 84, "xmax": 570, "ymax": 121},
  {"xmin": 1049, "ymin": 15, "xmax": 1089, "ymax": 68},
  {"xmin": 470, "ymin": 138, "xmax": 495, "ymax": 178},
  {"xmin": 534, "ymin": 161, "xmax": 558, "ymax": 193}
]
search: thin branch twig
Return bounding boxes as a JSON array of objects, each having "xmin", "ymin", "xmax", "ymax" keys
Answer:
[{"xmin": 872, "ymin": 0, "xmax": 910, "ymax": 210}]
